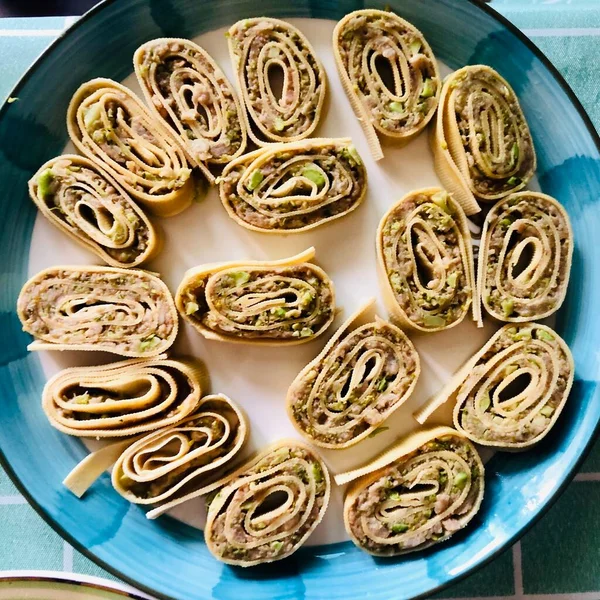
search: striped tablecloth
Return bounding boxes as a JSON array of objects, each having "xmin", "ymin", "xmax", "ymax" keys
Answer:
[{"xmin": 1, "ymin": 2, "xmax": 599, "ymax": 597}]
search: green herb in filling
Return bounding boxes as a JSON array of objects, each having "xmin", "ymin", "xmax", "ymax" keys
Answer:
[
  {"xmin": 37, "ymin": 169, "xmax": 54, "ymax": 200},
  {"xmin": 536, "ymin": 329, "xmax": 554, "ymax": 342},
  {"xmin": 454, "ymin": 471, "xmax": 468, "ymax": 489},
  {"xmin": 311, "ymin": 462, "xmax": 323, "ymax": 484},
  {"xmin": 301, "ymin": 166, "xmax": 326, "ymax": 187},
  {"xmin": 185, "ymin": 301, "xmax": 199, "ymax": 315},
  {"xmin": 246, "ymin": 170, "xmax": 264, "ymax": 191},
  {"xmin": 408, "ymin": 40, "xmax": 421, "ymax": 54},
  {"xmin": 139, "ymin": 334, "xmax": 161, "ymax": 352},
  {"xmin": 447, "ymin": 273, "xmax": 458, "ymax": 288},
  {"xmin": 389, "ymin": 101, "xmax": 404, "ymax": 113},
  {"xmin": 229, "ymin": 271, "xmax": 250, "ymax": 286},
  {"xmin": 423, "ymin": 314, "xmax": 446, "ymax": 328},
  {"xmin": 421, "ymin": 78, "xmax": 435, "ymax": 98},
  {"xmin": 511, "ymin": 142, "xmax": 519, "ymax": 163},
  {"xmin": 501, "ymin": 298, "xmax": 514, "ymax": 318},
  {"xmin": 479, "ymin": 391, "xmax": 491, "ymax": 412},
  {"xmin": 391, "ymin": 522, "xmax": 409, "ymax": 534},
  {"xmin": 540, "ymin": 405, "xmax": 555, "ymax": 417}
]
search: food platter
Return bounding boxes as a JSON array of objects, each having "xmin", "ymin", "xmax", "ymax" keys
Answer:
[{"xmin": 1, "ymin": 0, "xmax": 599, "ymax": 599}]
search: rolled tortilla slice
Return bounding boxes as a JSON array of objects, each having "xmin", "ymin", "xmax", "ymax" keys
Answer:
[
  {"xmin": 63, "ymin": 394, "xmax": 247, "ymax": 512},
  {"xmin": 432, "ymin": 65, "xmax": 536, "ymax": 216},
  {"xmin": 17, "ymin": 266, "xmax": 178, "ymax": 357},
  {"xmin": 337, "ymin": 426, "xmax": 484, "ymax": 556},
  {"xmin": 219, "ymin": 138, "xmax": 367, "ymax": 233},
  {"xmin": 453, "ymin": 323, "xmax": 574, "ymax": 449},
  {"xmin": 376, "ymin": 188, "xmax": 477, "ymax": 332},
  {"xmin": 175, "ymin": 247, "xmax": 335, "ymax": 345},
  {"xmin": 287, "ymin": 299, "xmax": 420, "ymax": 448},
  {"xmin": 414, "ymin": 324, "xmax": 574, "ymax": 449},
  {"xmin": 112, "ymin": 394, "xmax": 247, "ymax": 513},
  {"xmin": 477, "ymin": 192, "xmax": 573, "ymax": 324},
  {"xmin": 42, "ymin": 357, "xmax": 205, "ymax": 438},
  {"xmin": 227, "ymin": 17, "xmax": 327, "ymax": 145},
  {"xmin": 134, "ymin": 38, "xmax": 247, "ymax": 182},
  {"xmin": 29, "ymin": 155, "xmax": 160, "ymax": 268},
  {"xmin": 67, "ymin": 78, "xmax": 194, "ymax": 217},
  {"xmin": 333, "ymin": 9, "xmax": 441, "ymax": 160},
  {"xmin": 205, "ymin": 439, "xmax": 330, "ymax": 566}
]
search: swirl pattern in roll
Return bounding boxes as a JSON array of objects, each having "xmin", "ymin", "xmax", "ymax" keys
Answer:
[
  {"xmin": 377, "ymin": 188, "xmax": 476, "ymax": 332},
  {"xmin": 448, "ymin": 323, "xmax": 574, "ymax": 449},
  {"xmin": 134, "ymin": 38, "xmax": 247, "ymax": 180},
  {"xmin": 17, "ymin": 266, "xmax": 178, "ymax": 357},
  {"xmin": 176, "ymin": 247, "xmax": 335, "ymax": 344},
  {"xmin": 432, "ymin": 65, "xmax": 536, "ymax": 215},
  {"xmin": 287, "ymin": 300, "xmax": 420, "ymax": 448},
  {"xmin": 205, "ymin": 439, "xmax": 330, "ymax": 566},
  {"xmin": 227, "ymin": 18, "xmax": 327, "ymax": 145},
  {"xmin": 219, "ymin": 138, "xmax": 367, "ymax": 233},
  {"xmin": 478, "ymin": 192, "xmax": 573, "ymax": 324},
  {"xmin": 111, "ymin": 394, "xmax": 248, "ymax": 516},
  {"xmin": 67, "ymin": 78, "xmax": 194, "ymax": 217},
  {"xmin": 333, "ymin": 9, "xmax": 440, "ymax": 160},
  {"xmin": 29, "ymin": 155, "xmax": 159, "ymax": 268},
  {"xmin": 43, "ymin": 358, "xmax": 204, "ymax": 438},
  {"xmin": 336, "ymin": 426, "xmax": 484, "ymax": 556}
]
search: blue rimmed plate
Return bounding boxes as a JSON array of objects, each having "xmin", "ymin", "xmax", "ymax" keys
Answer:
[{"xmin": 1, "ymin": 1, "xmax": 600, "ymax": 599}]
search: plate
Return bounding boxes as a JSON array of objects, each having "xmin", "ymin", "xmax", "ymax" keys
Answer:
[
  {"xmin": 1, "ymin": 0, "xmax": 599, "ymax": 599},
  {"xmin": 0, "ymin": 571, "xmax": 152, "ymax": 599}
]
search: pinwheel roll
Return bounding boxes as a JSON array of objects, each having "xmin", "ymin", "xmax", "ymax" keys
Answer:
[
  {"xmin": 432, "ymin": 65, "xmax": 536, "ymax": 215},
  {"xmin": 219, "ymin": 138, "xmax": 367, "ymax": 233},
  {"xmin": 42, "ymin": 357, "xmax": 205, "ymax": 438},
  {"xmin": 17, "ymin": 266, "xmax": 178, "ymax": 357},
  {"xmin": 287, "ymin": 300, "xmax": 420, "ymax": 448},
  {"xmin": 176, "ymin": 247, "xmax": 335, "ymax": 345},
  {"xmin": 377, "ymin": 188, "xmax": 476, "ymax": 332},
  {"xmin": 336, "ymin": 426, "xmax": 484, "ymax": 556},
  {"xmin": 478, "ymin": 192, "xmax": 573, "ymax": 324},
  {"xmin": 333, "ymin": 9, "xmax": 441, "ymax": 160},
  {"xmin": 227, "ymin": 18, "xmax": 327, "ymax": 145},
  {"xmin": 29, "ymin": 155, "xmax": 160, "ymax": 268},
  {"xmin": 445, "ymin": 323, "xmax": 573, "ymax": 449},
  {"xmin": 205, "ymin": 439, "xmax": 330, "ymax": 566},
  {"xmin": 67, "ymin": 78, "xmax": 194, "ymax": 217},
  {"xmin": 109, "ymin": 394, "xmax": 248, "ymax": 515},
  {"xmin": 134, "ymin": 38, "xmax": 247, "ymax": 181}
]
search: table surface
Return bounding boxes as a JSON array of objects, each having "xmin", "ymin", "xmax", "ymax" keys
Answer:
[{"xmin": 0, "ymin": 1, "xmax": 599, "ymax": 598}]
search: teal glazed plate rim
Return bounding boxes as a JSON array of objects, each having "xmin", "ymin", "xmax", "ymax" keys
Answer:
[{"xmin": 1, "ymin": 1, "xmax": 600, "ymax": 599}]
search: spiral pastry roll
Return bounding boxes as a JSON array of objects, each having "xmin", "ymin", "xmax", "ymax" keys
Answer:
[
  {"xmin": 42, "ymin": 358, "xmax": 204, "ymax": 438},
  {"xmin": 287, "ymin": 300, "xmax": 420, "ymax": 448},
  {"xmin": 477, "ymin": 192, "xmax": 573, "ymax": 324},
  {"xmin": 227, "ymin": 18, "xmax": 327, "ymax": 145},
  {"xmin": 29, "ymin": 155, "xmax": 159, "ymax": 268},
  {"xmin": 134, "ymin": 38, "xmax": 247, "ymax": 181},
  {"xmin": 443, "ymin": 323, "xmax": 573, "ymax": 449},
  {"xmin": 333, "ymin": 9, "xmax": 440, "ymax": 160},
  {"xmin": 432, "ymin": 65, "xmax": 536, "ymax": 215},
  {"xmin": 106, "ymin": 395, "xmax": 247, "ymax": 515},
  {"xmin": 67, "ymin": 78, "xmax": 194, "ymax": 217},
  {"xmin": 17, "ymin": 266, "xmax": 178, "ymax": 357},
  {"xmin": 336, "ymin": 426, "xmax": 484, "ymax": 556},
  {"xmin": 377, "ymin": 188, "xmax": 476, "ymax": 332},
  {"xmin": 205, "ymin": 439, "xmax": 330, "ymax": 566},
  {"xmin": 219, "ymin": 138, "xmax": 367, "ymax": 233},
  {"xmin": 176, "ymin": 247, "xmax": 335, "ymax": 345}
]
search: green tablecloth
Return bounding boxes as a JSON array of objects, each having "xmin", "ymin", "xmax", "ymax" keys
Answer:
[{"xmin": 1, "ymin": 2, "xmax": 599, "ymax": 597}]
